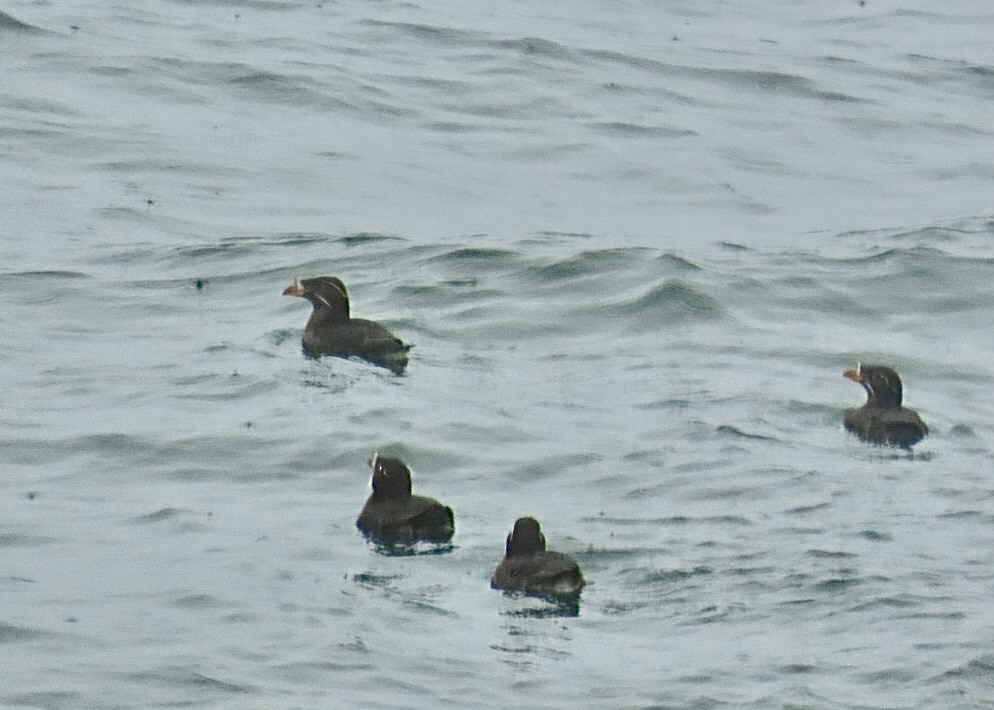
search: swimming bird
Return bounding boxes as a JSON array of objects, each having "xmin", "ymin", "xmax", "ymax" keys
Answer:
[
  {"xmin": 283, "ymin": 276, "xmax": 410, "ymax": 374},
  {"xmin": 843, "ymin": 363, "xmax": 927, "ymax": 447},
  {"xmin": 491, "ymin": 517, "xmax": 584, "ymax": 598},
  {"xmin": 356, "ymin": 454, "xmax": 454, "ymax": 545}
]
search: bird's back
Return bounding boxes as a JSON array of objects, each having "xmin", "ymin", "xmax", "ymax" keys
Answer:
[
  {"xmin": 491, "ymin": 550, "xmax": 584, "ymax": 597},
  {"xmin": 845, "ymin": 405, "xmax": 927, "ymax": 447},
  {"xmin": 357, "ymin": 494, "xmax": 453, "ymax": 543},
  {"xmin": 304, "ymin": 317, "xmax": 409, "ymax": 372}
]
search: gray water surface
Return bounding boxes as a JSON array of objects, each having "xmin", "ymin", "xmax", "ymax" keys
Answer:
[{"xmin": 3, "ymin": 2, "xmax": 994, "ymax": 708}]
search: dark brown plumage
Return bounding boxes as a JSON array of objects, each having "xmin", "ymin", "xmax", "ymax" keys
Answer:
[
  {"xmin": 491, "ymin": 517, "xmax": 584, "ymax": 598},
  {"xmin": 283, "ymin": 276, "xmax": 411, "ymax": 374},
  {"xmin": 356, "ymin": 455, "xmax": 454, "ymax": 545},
  {"xmin": 843, "ymin": 363, "xmax": 927, "ymax": 447}
]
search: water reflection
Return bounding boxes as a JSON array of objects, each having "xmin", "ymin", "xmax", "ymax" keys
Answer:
[{"xmin": 494, "ymin": 589, "xmax": 581, "ymax": 618}]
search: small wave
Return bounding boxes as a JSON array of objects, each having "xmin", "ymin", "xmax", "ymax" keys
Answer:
[
  {"xmin": 497, "ymin": 36, "xmax": 574, "ymax": 60},
  {"xmin": 937, "ymin": 509, "xmax": 985, "ymax": 521},
  {"xmin": 858, "ymin": 529, "xmax": 892, "ymax": 542},
  {"xmin": 784, "ymin": 502, "xmax": 831, "ymax": 515},
  {"xmin": 0, "ymin": 533, "xmax": 59, "ymax": 548},
  {"xmin": 510, "ymin": 452, "xmax": 603, "ymax": 481},
  {"xmin": 590, "ymin": 121, "xmax": 696, "ymax": 138},
  {"xmin": 705, "ymin": 67, "xmax": 862, "ymax": 103},
  {"xmin": 419, "ymin": 246, "xmax": 522, "ymax": 269},
  {"xmin": 3, "ymin": 692, "xmax": 84, "ymax": 708},
  {"xmin": 779, "ymin": 663, "xmax": 819, "ymax": 675},
  {"xmin": 813, "ymin": 577, "xmax": 862, "ymax": 593},
  {"xmin": 0, "ymin": 10, "xmax": 47, "ymax": 33},
  {"xmin": 0, "ymin": 620, "xmax": 51, "ymax": 642},
  {"xmin": 656, "ymin": 253, "xmax": 703, "ymax": 271},
  {"xmin": 364, "ymin": 20, "xmax": 480, "ymax": 48},
  {"xmin": 169, "ymin": 594, "xmax": 229, "ymax": 609},
  {"xmin": 584, "ymin": 47, "xmax": 861, "ymax": 102},
  {"xmin": 941, "ymin": 654, "xmax": 994, "ymax": 680},
  {"xmin": 848, "ymin": 595, "xmax": 920, "ymax": 613},
  {"xmin": 715, "ymin": 424, "xmax": 778, "ymax": 441},
  {"xmin": 516, "ymin": 248, "xmax": 654, "ymax": 283},
  {"xmin": 806, "ymin": 549, "xmax": 858, "ymax": 559},
  {"xmin": 948, "ymin": 423, "xmax": 978, "ymax": 438},
  {"xmin": 391, "ymin": 280, "xmax": 480, "ymax": 310},
  {"xmin": 2, "ymin": 270, "xmax": 89, "ymax": 280},
  {"xmin": 586, "ymin": 515, "xmax": 750, "ymax": 527},
  {"xmin": 125, "ymin": 666, "xmax": 255, "ymax": 694},
  {"xmin": 227, "ymin": 66, "xmax": 320, "ymax": 103},
  {"xmin": 130, "ymin": 507, "xmax": 188, "ymax": 524},
  {"xmin": 638, "ymin": 566, "xmax": 714, "ymax": 585},
  {"xmin": 337, "ymin": 232, "xmax": 406, "ymax": 248},
  {"xmin": 171, "ymin": 235, "xmax": 327, "ymax": 260},
  {"xmin": 599, "ymin": 280, "xmax": 723, "ymax": 328}
]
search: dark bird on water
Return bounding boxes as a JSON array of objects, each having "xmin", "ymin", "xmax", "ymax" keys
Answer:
[
  {"xmin": 491, "ymin": 517, "xmax": 584, "ymax": 598},
  {"xmin": 843, "ymin": 363, "xmax": 927, "ymax": 447},
  {"xmin": 283, "ymin": 276, "xmax": 411, "ymax": 374},
  {"xmin": 356, "ymin": 454, "xmax": 454, "ymax": 545}
]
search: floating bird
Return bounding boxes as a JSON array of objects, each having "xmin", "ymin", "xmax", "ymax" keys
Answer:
[
  {"xmin": 843, "ymin": 363, "xmax": 927, "ymax": 447},
  {"xmin": 491, "ymin": 517, "xmax": 584, "ymax": 598},
  {"xmin": 283, "ymin": 276, "xmax": 410, "ymax": 374},
  {"xmin": 356, "ymin": 454, "xmax": 454, "ymax": 545}
]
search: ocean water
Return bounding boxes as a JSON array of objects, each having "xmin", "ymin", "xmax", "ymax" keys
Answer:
[{"xmin": 3, "ymin": 1, "xmax": 994, "ymax": 708}]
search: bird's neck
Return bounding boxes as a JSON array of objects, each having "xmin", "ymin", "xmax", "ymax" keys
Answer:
[
  {"xmin": 868, "ymin": 390, "xmax": 901, "ymax": 408},
  {"xmin": 307, "ymin": 304, "xmax": 348, "ymax": 327}
]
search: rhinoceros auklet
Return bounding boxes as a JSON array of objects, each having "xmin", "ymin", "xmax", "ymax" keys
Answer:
[
  {"xmin": 356, "ymin": 454, "xmax": 454, "ymax": 545},
  {"xmin": 283, "ymin": 276, "xmax": 411, "ymax": 374},
  {"xmin": 491, "ymin": 517, "xmax": 584, "ymax": 598},
  {"xmin": 843, "ymin": 363, "xmax": 927, "ymax": 447}
]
